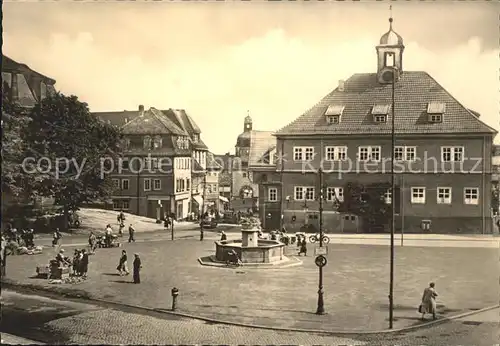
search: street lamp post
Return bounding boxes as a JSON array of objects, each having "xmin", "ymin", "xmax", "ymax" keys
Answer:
[
  {"xmin": 316, "ymin": 167, "xmax": 325, "ymax": 315},
  {"xmin": 389, "ymin": 67, "xmax": 397, "ymax": 329}
]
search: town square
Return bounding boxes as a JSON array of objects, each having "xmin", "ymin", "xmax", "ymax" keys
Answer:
[{"xmin": 1, "ymin": 1, "xmax": 500, "ymax": 345}]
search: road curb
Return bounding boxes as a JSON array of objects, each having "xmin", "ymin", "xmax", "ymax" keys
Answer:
[{"xmin": 2, "ymin": 280, "xmax": 498, "ymax": 336}]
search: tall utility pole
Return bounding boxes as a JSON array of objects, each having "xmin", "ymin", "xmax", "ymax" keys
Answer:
[
  {"xmin": 316, "ymin": 167, "xmax": 325, "ymax": 315},
  {"xmin": 136, "ymin": 162, "xmax": 140, "ymax": 215},
  {"xmin": 201, "ymin": 172, "xmax": 207, "ymax": 217},
  {"xmin": 279, "ymin": 140, "xmax": 285, "ymax": 231},
  {"xmin": 389, "ymin": 67, "xmax": 396, "ymax": 329}
]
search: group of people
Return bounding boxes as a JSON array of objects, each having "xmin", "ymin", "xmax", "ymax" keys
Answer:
[
  {"xmin": 53, "ymin": 248, "xmax": 89, "ymax": 277},
  {"xmin": 3, "ymin": 225, "xmax": 36, "ymax": 248},
  {"xmin": 72, "ymin": 248, "xmax": 90, "ymax": 277},
  {"xmin": 116, "ymin": 249, "xmax": 142, "ymax": 283}
]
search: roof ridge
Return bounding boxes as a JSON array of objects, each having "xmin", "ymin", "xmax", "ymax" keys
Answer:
[{"xmin": 424, "ymin": 72, "xmax": 498, "ymax": 135}]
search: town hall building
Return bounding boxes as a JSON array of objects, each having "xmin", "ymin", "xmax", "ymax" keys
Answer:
[{"xmin": 250, "ymin": 17, "xmax": 497, "ymax": 234}]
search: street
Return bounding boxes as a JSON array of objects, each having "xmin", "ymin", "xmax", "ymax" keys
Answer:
[
  {"xmin": 1, "ymin": 289, "xmax": 498, "ymax": 345},
  {"xmin": 4, "ymin": 235, "xmax": 498, "ymax": 332}
]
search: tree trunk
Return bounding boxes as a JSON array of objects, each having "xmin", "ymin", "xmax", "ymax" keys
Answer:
[{"xmin": 63, "ymin": 206, "xmax": 70, "ymax": 232}]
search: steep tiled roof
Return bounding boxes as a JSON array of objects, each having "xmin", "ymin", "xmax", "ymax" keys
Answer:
[
  {"xmin": 186, "ymin": 114, "xmax": 201, "ymax": 133},
  {"xmin": 2, "ymin": 55, "xmax": 56, "ymax": 84},
  {"xmin": 162, "ymin": 108, "xmax": 207, "ymax": 149},
  {"xmin": 207, "ymin": 152, "xmax": 223, "ymax": 171},
  {"xmin": 94, "ymin": 110, "xmax": 140, "ymax": 127},
  {"xmin": 122, "ymin": 107, "xmax": 187, "ymax": 135},
  {"xmin": 248, "ymin": 131, "xmax": 275, "ymax": 166},
  {"xmin": 192, "ymin": 138, "xmax": 209, "ymax": 150},
  {"xmin": 276, "ymin": 71, "xmax": 497, "ymax": 136}
]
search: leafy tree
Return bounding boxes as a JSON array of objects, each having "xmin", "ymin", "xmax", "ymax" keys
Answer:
[
  {"xmin": 22, "ymin": 93, "xmax": 122, "ymax": 229},
  {"xmin": 1, "ymin": 90, "xmax": 37, "ymax": 204},
  {"xmin": 338, "ymin": 181, "xmax": 392, "ymax": 232}
]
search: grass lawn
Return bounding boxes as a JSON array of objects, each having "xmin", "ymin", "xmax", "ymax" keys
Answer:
[{"xmin": 4, "ymin": 239, "xmax": 499, "ymax": 331}]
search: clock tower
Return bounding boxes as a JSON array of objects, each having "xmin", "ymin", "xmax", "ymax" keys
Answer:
[{"xmin": 376, "ymin": 12, "xmax": 404, "ymax": 84}]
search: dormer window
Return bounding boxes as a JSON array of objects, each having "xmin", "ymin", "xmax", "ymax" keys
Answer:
[
  {"xmin": 327, "ymin": 115, "xmax": 340, "ymax": 124},
  {"xmin": 427, "ymin": 102, "xmax": 445, "ymax": 123},
  {"xmin": 143, "ymin": 135, "xmax": 152, "ymax": 149},
  {"xmin": 124, "ymin": 118, "xmax": 129, "ymax": 124},
  {"xmin": 372, "ymin": 104, "xmax": 390, "ymax": 123},
  {"xmin": 153, "ymin": 135, "xmax": 162, "ymax": 149},
  {"xmin": 193, "ymin": 134, "xmax": 199, "ymax": 143},
  {"xmin": 325, "ymin": 105, "xmax": 344, "ymax": 124}
]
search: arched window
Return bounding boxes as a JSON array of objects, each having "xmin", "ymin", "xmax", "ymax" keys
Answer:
[{"xmin": 143, "ymin": 136, "xmax": 152, "ymax": 149}]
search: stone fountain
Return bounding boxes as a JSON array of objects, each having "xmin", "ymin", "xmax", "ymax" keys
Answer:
[{"xmin": 214, "ymin": 217, "xmax": 286, "ymax": 264}]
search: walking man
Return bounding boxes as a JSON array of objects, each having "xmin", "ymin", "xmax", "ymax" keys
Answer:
[
  {"xmin": 199, "ymin": 222, "xmax": 204, "ymax": 241},
  {"xmin": 128, "ymin": 224, "xmax": 136, "ymax": 243},
  {"xmin": 133, "ymin": 253, "xmax": 142, "ymax": 284}
]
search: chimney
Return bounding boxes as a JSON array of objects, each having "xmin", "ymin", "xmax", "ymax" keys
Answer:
[
  {"xmin": 338, "ymin": 80, "xmax": 345, "ymax": 92},
  {"xmin": 138, "ymin": 105, "xmax": 145, "ymax": 116}
]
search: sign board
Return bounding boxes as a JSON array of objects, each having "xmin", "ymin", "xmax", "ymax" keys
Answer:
[
  {"xmin": 315, "ymin": 255, "xmax": 327, "ymax": 268},
  {"xmin": 314, "ymin": 246, "xmax": 328, "ymax": 256}
]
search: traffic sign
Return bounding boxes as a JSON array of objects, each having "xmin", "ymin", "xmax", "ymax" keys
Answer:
[
  {"xmin": 314, "ymin": 246, "xmax": 328, "ymax": 256},
  {"xmin": 315, "ymin": 255, "xmax": 327, "ymax": 268}
]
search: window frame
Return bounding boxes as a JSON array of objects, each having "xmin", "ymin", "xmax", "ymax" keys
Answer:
[
  {"xmin": 121, "ymin": 179, "xmax": 130, "ymax": 190},
  {"xmin": 144, "ymin": 178, "xmax": 151, "ymax": 191},
  {"xmin": 358, "ymin": 146, "xmax": 381, "ymax": 162},
  {"xmin": 441, "ymin": 146, "xmax": 464, "ymax": 162},
  {"xmin": 153, "ymin": 179, "xmax": 161, "ymax": 191},
  {"xmin": 411, "ymin": 187, "xmax": 426, "ymax": 204},
  {"xmin": 463, "ymin": 187, "xmax": 479, "ymax": 205},
  {"xmin": 437, "ymin": 187, "xmax": 452, "ymax": 204},
  {"xmin": 326, "ymin": 187, "xmax": 344, "ymax": 202},
  {"xmin": 294, "ymin": 186, "xmax": 304, "ymax": 200},
  {"xmin": 394, "ymin": 146, "xmax": 417, "ymax": 162},
  {"xmin": 268, "ymin": 187, "xmax": 278, "ymax": 202},
  {"xmin": 325, "ymin": 146, "xmax": 348, "ymax": 161},
  {"xmin": 293, "ymin": 146, "xmax": 315, "ymax": 161}
]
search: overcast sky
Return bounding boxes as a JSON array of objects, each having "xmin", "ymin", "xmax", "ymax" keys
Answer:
[{"xmin": 4, "ymin": 1, "xmax": 499, "ymax": 153}]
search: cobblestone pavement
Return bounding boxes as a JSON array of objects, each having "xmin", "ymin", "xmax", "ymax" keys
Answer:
[
  {"xmin": 5, "ymin": 238, "xmax": 498, "ymax": 332},
  {"xmin": 1, "ymin": 290, "xmax": 498, "ymax": 345}
]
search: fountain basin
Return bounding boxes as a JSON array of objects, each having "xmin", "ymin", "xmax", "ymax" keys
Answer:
[{"xmin": 215, "ymin": 239, "xmax": 285, "ymax": 264}]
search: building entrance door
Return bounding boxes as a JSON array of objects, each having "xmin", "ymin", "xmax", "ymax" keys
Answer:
[{"xmin": 176, "ymin": 201, "xmax": 183, "ymax": 220}]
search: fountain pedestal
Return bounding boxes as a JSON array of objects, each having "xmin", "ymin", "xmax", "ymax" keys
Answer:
[{"xmin": 241, "ymin": 229, "xmax": 258, "ymax": 247}]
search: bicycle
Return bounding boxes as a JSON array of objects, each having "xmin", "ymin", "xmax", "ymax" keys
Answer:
[{"xmin": 308, "ymin": 233, "xmax": 330, "ymax": 244}]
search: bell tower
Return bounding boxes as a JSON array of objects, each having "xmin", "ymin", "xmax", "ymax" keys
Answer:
[
  {"xmin": 243, "ymin": 110, "xmax": 252, "ymax": 132},
  {"xmin": 376, "ymin": 7, "xmax": 404, "ymax": 84}
]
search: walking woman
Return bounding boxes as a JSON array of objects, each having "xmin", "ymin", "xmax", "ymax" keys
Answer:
[
  {"xmin": 298, "ymin": 238, "xmax": 307, "ymax": 256},
  {"xmin": 133, "ymin": 253, "xmax": 142, "ymax": 284},
  {"xmin": 116, "ymin": 250, "xmax": 129, "ymax": 276},
  {"xmin": 420, "ymin": 282, "xmax": 438, "ymax": 320}
]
